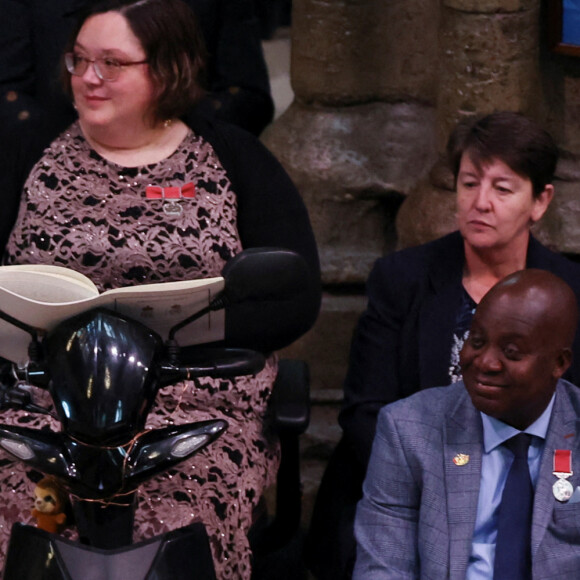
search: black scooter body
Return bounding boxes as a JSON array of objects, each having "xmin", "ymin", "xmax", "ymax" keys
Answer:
[
  {"xmin": 0, "ymin": 308, "xmax": 238, "ymax": 577},
  {"xmin": 5, "ymin": 521, "xmax": 217, "ymax": 580}
]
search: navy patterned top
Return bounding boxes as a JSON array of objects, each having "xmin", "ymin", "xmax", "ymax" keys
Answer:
[{"xmin": 448, "ymin": 287, "xmax": 477, "ymax": 383}]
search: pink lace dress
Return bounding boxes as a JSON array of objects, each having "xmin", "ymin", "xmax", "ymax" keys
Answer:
[{"xmin": 0, "ymin": 122, "xmax": 279, "ymax": 579}]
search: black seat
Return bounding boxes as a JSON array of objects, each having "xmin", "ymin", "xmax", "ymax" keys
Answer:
[
  {"xmin": 304, "ymin": 436, "xmax": 365, "ymax": 580},
  {"xmin": 250, "ymin": 358, "xmax": 310, "ymax": 579}
]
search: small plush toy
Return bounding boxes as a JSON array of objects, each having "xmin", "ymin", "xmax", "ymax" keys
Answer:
[{"xmin": 31, "ymin": 476, "xmax": 69, "ymax": 534}]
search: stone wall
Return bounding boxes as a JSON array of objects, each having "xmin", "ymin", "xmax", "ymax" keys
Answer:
[{"xmin": 262, "ymin": 0, "xmax": 580, "ymax": 532}]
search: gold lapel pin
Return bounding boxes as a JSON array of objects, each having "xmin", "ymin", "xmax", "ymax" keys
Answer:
[{"xmin": 453, "ymin": 453, "xmax": 470, "ymax": 466}]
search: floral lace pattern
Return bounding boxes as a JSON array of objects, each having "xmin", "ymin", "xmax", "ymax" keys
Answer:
[
  {"xmin": 447, "ymin": 289, "xmax": 477, "ymax": 384},
  {"xmin": 448, "ymin": 329, "xmax": 469, "ymax": 384},
  {"xmin": 0, "ymin": 123, "xmax": 279, "ymax": 579}
]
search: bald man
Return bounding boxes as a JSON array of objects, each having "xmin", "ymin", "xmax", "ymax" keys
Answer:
[{"xmin": 354, "ymin": 269, "xmax": 580, "ymax": 579}]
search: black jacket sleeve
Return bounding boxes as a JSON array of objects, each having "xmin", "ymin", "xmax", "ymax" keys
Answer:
[
  {"xmin": 338, "ymin": 253, "xmax": 422, "ymax": 466},
  {"xmin": 0, "ymin": 123, "xmax": 48, "ymax": 255}
]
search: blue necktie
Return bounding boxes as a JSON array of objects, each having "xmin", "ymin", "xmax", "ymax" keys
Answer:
[{"xmin": 493, "ymin": 433, "xmax": 533, "ymax": 580}]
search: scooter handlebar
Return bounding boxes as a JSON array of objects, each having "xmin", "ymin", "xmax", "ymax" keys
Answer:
[{"xmin": 158, "ymin": 346, "xmax": 266, "ymax": 386}]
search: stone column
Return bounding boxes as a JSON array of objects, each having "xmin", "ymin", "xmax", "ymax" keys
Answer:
[
  {"xmin": 541, "ymin": 3, "xmax": 580, "ymax": 255},
  {"xmin": 396, "ymin": 0, "xmax": 555, "ymax": 249},
  {"xmin": 264, "ymin": 0, "xmax": 441, "ymax": 283},
  {"xmin": 263, "ymin": 0, "xmax": 443, "ymax": 404}
]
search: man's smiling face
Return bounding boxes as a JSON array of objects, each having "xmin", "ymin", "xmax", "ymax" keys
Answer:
[{"xmin": 460, "ymin": 273, "xmax": 573, "ymax": 430}]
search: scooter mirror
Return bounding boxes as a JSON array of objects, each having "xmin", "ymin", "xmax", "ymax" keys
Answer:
[
  {"xmin": 220, "ymin": 248, "xmax": 309, "ymax": 304},
  {"xmin": 167, "ymin": 248, "xmax": 313, "ymax": 353},
  {"xmin": 220, "ymin": 248, "xmax": 315, "ymax": 353}
]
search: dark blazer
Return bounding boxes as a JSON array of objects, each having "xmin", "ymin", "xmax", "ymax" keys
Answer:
[
  {"xmin": 306, "ymin": 230, "xmax": 580, "ymax": 580},
  {"xmin": 0, "ymin": 0, "xmax": 273, "ymax": 144},
  {"xmin": 354, "ymin": 380, "xmax": 580, "ymax": 579}
]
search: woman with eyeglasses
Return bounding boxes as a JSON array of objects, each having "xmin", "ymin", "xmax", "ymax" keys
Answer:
[
  {"xmin": 0, "ymin": 0, "xmax": 320, "ymax": 577},
  {"xmin": 0, "ymin": 0, "xmax": 274, "ymax": 144}
]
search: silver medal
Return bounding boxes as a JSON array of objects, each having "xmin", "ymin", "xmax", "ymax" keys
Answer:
[
  {"xmin": 553, "ymin": 477, "xmax": 574, "ymax": 502},
  {"xmin": 163, "ymin": 201, "xmax": 183, "ymax": 215}
]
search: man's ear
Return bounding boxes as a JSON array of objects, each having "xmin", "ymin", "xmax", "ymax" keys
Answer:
[{"xmin": 552, "ymin": 347, "xmax": 572, "ymax": 380}]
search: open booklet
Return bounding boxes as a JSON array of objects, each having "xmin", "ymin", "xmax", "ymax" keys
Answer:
[{"xmin": 0, "ymin": 264, "xmax": 225, "ymax": 364}]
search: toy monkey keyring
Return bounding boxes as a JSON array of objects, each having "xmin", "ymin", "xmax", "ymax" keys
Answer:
[{"xmin": 31, "ymin": 476, "xmax": 69, "ymax": 534}]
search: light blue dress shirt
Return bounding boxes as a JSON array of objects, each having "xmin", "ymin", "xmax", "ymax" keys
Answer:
[{"xmin": 465, "ymin": 395, "xmax": 555, "ymax": 579}]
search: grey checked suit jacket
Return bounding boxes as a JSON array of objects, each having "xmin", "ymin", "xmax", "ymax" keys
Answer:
[{"xmin": 353, "ymin": 379, "xmax": 580, "ymax": 579}]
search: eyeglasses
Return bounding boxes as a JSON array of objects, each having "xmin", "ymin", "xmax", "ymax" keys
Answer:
[{"xmin": 65, "ymin": 52, "xmax": 148, "ymax": 82}]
